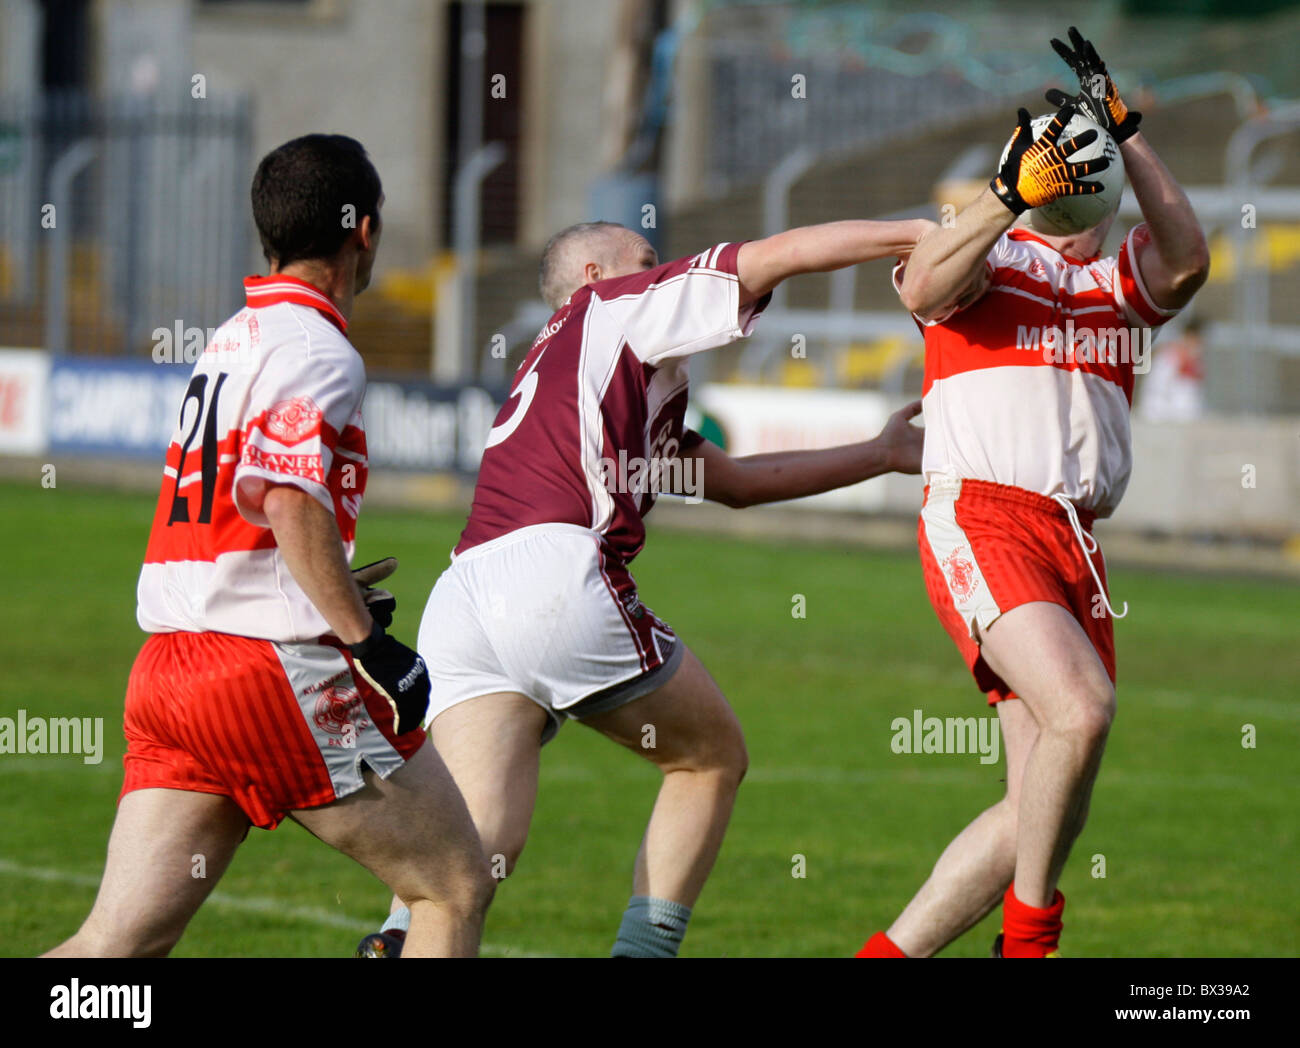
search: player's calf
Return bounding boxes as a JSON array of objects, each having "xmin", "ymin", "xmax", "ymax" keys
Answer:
[
  {"xmin": 858, "ymin": 696, "xmax": 1038, "ymax": 958},
  {"xmin": 580, "ymin": 646, "xmax": 747, "ymax": 957},
  {"xmin": 43, "ymin": 789, "xmax": 248, "ymax": 958},
  {"xmin": 297, "ymin": 744, "xmax": 493, "ymax": 957}
]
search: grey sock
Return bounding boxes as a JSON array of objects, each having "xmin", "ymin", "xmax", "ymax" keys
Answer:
[
  {"xmin": 380, "ymin": 907, "xmax": 411, "ymax": 935},
  {"xmin": 610, "ymin": 895, "xmax": 692, "ymax": 958}
]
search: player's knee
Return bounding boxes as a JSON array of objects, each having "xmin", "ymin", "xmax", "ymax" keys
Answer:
[
  {"xmin": 413, "ymin": 861, "xmax": 495, "ymax": 918},
  {"xmin": 697, "ymin": 724, "xmax": 748, "ymax": 787},
  {"xmin": 1067, "ymin": 691, "xmax": 1115, "ymax": 749},
  {"xmin": 1044, "ymin": 683, "xmax": 1114, "ymax": 749},
  {"xmin": 651, "ymin": 711, "xmax": 747, "ymax": 786},
  {"xmin": 452, "ymin": 854, "xmax": 496, "ymax": 914},
  {"xmin": 733, "ymin": 733, "xmax": 750, "ymax": 784},
  {"xmin": 470, "ymin": 863, "xmax": 497, "ymax": 913}
]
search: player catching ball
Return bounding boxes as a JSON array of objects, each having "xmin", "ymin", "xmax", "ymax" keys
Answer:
[
  {"xmin": 856, "ymin": 28, "xmax": 1208, "ymax": 958},
  {"xmin": 44, "ymin": 135, "xmax": 492, "ymax": 958},
  {"xmin": 358, "ymin": 218, "xmax": 929, "ymax": 957}
]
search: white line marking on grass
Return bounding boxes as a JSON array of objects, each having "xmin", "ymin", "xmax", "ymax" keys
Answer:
[
  {"xmin": 0, "ymin": 858, "xmax": 369, "ymax": 929},
  {"xmin": 1139, "ymin": 688, "xmax": 1300, "ymax": 721},
  {"xmin": 540, "ymin": 765, "xmax": 991, "ymax": 786},
  {"xmin": 540, "ymin": 764, "xmax": 1290, "ymax": 790},
  {"xmin": 0, "ymin": 858, "xmax": 546, "ymax": 957}
]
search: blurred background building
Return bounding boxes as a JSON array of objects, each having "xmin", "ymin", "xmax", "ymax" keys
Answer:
[{"xmin": 2, "ymin": 0, "xmax": 1299, "ymax": 556}]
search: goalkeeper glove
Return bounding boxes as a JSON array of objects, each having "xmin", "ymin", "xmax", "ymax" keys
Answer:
[
  {"xmin": 351, "ymin": 556, "xmax": 397, "ymax": 630},
  {"xmin": 990, "ymin": 104, "xmax": 1111, "ymax": 216},
  {"xmin": 349, "ymin": 621, "xmax": 430, "ymax": 735},
  {"xmin": 1046, "ymin": 25, "xmax": 1142, "ymax": 143}
]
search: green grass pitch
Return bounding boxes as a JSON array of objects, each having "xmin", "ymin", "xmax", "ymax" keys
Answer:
[{"xmin": 1, "ymin": 481, "xmax": 1296, "ymax": 957}]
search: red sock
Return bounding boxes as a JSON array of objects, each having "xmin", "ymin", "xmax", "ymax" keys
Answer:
[
  {"xmin": 1001, "ymin": 884, "xmax": 1065, "ymax": 957},
  {"xmin": 855, "ymin": 931, "xmax": 907, "ymax": 958}
]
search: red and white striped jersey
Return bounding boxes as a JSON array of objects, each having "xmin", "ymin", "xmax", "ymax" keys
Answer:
[
  {"xmin": 137, "ymin": 274, "xmax": 369, "ymax": 642},
  {"xmin": 899, "ymin": 225, "xmax": 1179, "ymax": 518},
  {"xmin": 457, "ymin": 242, "xmax": 767, "ymax": 562}
]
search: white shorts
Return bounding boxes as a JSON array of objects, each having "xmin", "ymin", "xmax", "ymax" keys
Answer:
[{"xmin": 417, "ymin": 523, "xmax": 682, "ymax": 743}]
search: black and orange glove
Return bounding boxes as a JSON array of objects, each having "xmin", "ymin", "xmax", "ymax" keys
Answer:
[
  {"xmin": 990, "ymin": 105, "xmax": 1111, "ymax": 215},
  {"xmin": 1046, "ymin": 25, "xmax": 1142, "ymax": 143}
]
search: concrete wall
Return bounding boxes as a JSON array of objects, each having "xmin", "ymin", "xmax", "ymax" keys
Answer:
[
  {"xmin": 0, "ymin": 0, "xmax": 41, "ymax": 95},
  {"xmin": 189, "ymin": 0, "xmax": 621, "ymax": 262},
  {"xmin": 191, "ymin": 0, "xmax": 441, "ymax": 271},
  {"xmin": 519, "ymin": 0, "xmax": 620, "ymax": 247},
  {"xmin": 2, "ymin": 0, "xmax": 644, "ymax": 262},
  {"xmin": 1114, "ymin": 417, "xmax": 1300, "ymax": 539}
]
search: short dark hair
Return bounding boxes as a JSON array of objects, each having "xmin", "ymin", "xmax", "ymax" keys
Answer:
[{"xmin": 251, "ymin": 134, "xmax": 382, "ymax": 266}]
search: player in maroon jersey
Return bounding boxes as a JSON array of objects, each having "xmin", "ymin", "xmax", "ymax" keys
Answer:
[{"xmin": 359, "ymin": 216, "xmax": 932, "ymax": 957}]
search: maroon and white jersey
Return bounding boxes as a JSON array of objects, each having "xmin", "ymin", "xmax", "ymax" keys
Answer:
[{"xmin": 457, "ymin": 242, "xmax": 767, "ymax": 562}]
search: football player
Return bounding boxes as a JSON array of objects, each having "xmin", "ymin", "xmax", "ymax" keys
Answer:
[
  {"xmin": 857, "ymin": 28, "xmax": 1208, "ymax": 958},
  {"xmin": 45, "ymin": 136, "xmax": 491, "ymax": 958},
  {"xmin": 361, "ymin": 216, "xmax": 931, "ymax": 957}
]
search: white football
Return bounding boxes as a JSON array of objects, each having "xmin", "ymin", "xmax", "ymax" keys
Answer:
[{"xmin": 998, "ymin": 112, "xmax": 1124, "ymax": 236}]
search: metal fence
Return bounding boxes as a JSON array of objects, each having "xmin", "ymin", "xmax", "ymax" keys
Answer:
[
  {"xmin": 0, "ymin": 92, "xmax": 253, "ymax": 358},
  {"xmin": 704, "ymin": 41, "xmax": 1005, "ymax": 194}
]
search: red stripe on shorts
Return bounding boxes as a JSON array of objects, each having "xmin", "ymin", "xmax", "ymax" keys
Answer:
[{"xmin": 121, "ymin": 632, "xmax": 423, "ymax": 829}]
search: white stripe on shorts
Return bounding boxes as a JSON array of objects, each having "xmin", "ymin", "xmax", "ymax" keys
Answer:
[
  {"xmin": 920, "ymin": 475, "xmax": 1003, "ymax": 641},
  {"xmin": 272, "ymin": 641, "xmax": 406, "ymax": 799}
]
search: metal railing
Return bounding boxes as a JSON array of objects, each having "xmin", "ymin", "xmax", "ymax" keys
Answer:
[
  {"xmin": 704, "ymin": 40, "xmax": 1005, "ymax": 194},
  {"xmin": 0, "ymin": 92, "xmax": 253, "ymax": 358}
]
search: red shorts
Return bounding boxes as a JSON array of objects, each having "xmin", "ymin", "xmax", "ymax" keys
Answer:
[
  {"xmin": 918, "ymin": 478, "xmax": 1118, "ymax": 705},
  {"xmin": 121, "ymin": 631, "xmax": 426, "ymax": 829}
]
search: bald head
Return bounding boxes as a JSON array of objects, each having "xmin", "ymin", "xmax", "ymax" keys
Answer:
[{"xmin": 538, "ymin": 221, "xmax": 657, "ymax": 310}]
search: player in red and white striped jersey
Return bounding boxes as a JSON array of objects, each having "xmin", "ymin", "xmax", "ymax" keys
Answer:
[
  {"xmin": 364, "ymin": 219, "xmax": 931, "ymax": 957},
  {"xmin": 856, "ymin": 30, "xmax": 1210, "ymax": 959},
  {"xmin": 45, "ymin": 135, "xmax": 491, "ymax": 959}
]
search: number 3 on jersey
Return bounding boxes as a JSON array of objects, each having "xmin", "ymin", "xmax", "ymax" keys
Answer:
[{"xmin": 167, "ymin": 372, "xmax": 228, "ymax": 526}]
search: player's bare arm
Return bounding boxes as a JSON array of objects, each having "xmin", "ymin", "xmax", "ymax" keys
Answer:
[
  {"xmin": 262, "ymin": 484, "xmax": 373, "ymax": 644},
  {"xmin": 1116, "ymin": 135, "xmax": 1209, "ymax": 308},
  {"xmin": 677, "ymin": 401, "xmax": 923, "ymax": 509},
  {"xmin": 262, "ymin": 463, "xmax": 429, "ymax": 737},
  {"xmin": 896, "ymin": 192, "xmax": 1015, "ymax": 320},
  {"xmin": 736, "ymin": 218, "xmax": 935, "ymax": 307}
]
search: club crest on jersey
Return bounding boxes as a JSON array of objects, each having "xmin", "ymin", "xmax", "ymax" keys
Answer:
[
  {"xmin": 621, "ymin": 592, "xmax": 646, "ymax": 619},
  {"xmin": 313, "ymin": 685, "xmax": 370, "ymax": 742},
  {"xmin": 942, "ymin": 547, "xmax": 979, "ymax": 602},
  {"xmin": 1088, "ymin": 265, "xmax": 1113, "ymax": 294},
  {"xmin": 264, "ymin": 395, "xmax": 323, "ymax": 445}
]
